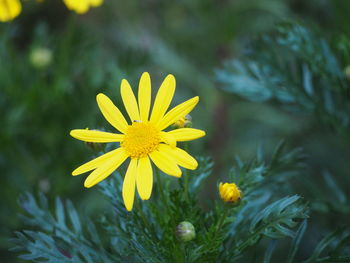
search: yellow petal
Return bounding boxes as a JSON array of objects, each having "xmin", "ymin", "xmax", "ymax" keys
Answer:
[
  {"xmin": 0, "ymin": 0, "xmax": 21, "ymax": 22},
  {"xmin": 160, "ymin": 132, "xmax": 176, "ymax": 148},
  {"xmin": 121, "ymin": 79, "xmax": 140, "ymax": 122},
  {"xmin": 84, "ymin": 149, "xmax": 128, "ymax": 188},
  {"xmin": 157, "ymin": 97, "xmax": 199, "ymax": 130},
  {"xmin": 138, "ymin": 72, "xmax": 151, "ymax": 122},
  {"xmin": 70, "ymin": 129, "xmax": 124, "ymax": 143},
  {"xmin": 63, "ymin": 0, "xmax": 89, "ymax": 14},
  {"xmin": 89, "ymin": 0, "xmax": 103, "ymax": 7},
  {"xmin": 149, "ymin": 147, "xmax": 182, "ymax": 177},
  {"xmin": 168, "ymin": 128, "xmax": 206, "ymax": 142},
  {"xmin": 72, "ymin": 148, "xmax": 125, "ymax": 176},
  {"xmin": 150, "ymin": 74, "xmax": 176, "ymax": 124},
  {"xmin": 96, "ymin": 93, "xmax": 128, "ymax": 133},
  {"xmin": 160, "ymin": 145, "xmax": 198, "ymax": 170},
  {"xmin": 122, "ymin": 159, "xmax": 137, "ymax": 211},
  {"xmin": 136, "ymin": 157, "xmax": 153, "ymax": 200}
]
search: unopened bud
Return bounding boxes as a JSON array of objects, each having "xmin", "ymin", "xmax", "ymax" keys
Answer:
[
  {"xmin": 344, "ymin": 66, "xmax": 350, "ymax": 80},
  {"xmin": 86, "ymin": 141, "xmax": 105, "ymax": 152},
  {"xmin": 38, "ymin": 178, "xmax": 51, "ymax": 193},
  {"xmin": 219, "ymin": 182, "xmax": 242, "ymax": 203},
  {"xmin": 30, "ymin": 47, "xmax": 53, "ymax": 68},
  {"xmin": 176, "ymin": 221, "xmax": 196, "ymax": 242},
  {"xmin": 84, "ymin": 128, "xmax": 105, "ymax": 152},
  {"xmin": 172, "ymin": 115, "xmax": 192, "ymax": 129}
]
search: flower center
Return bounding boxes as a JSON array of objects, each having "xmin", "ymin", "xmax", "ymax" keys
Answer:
[{"xmin": 121, "ymin": 122, "xmax": 161, "ymax": 158}]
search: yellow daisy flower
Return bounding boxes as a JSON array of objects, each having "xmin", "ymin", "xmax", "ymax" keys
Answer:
[
  {"xmin": 70, "ymin": 72, "xmax": 205, "ymax": 211},
  {"xmin": 0, "ymin": 0, "xmax": 22, "ymax": 22},
  {"xmin": 63, "ymin": 0, "xmax": 103, "ymax": 14}
]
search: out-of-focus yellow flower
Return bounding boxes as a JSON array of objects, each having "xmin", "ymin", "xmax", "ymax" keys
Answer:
[
  {"xmin": 63, "ymin": 0, "xmax": 103, "ymax": 14},
  {"xmin": 70, "ymin": 72, "xmax": 205, "ymax": 211},
  {"xmin": 219, "ymin": 182, "xmax": 241, "ymax": 203},
  {"xmin": 0, "ymin": 0, "xmax": 22, "ymax": 22}
]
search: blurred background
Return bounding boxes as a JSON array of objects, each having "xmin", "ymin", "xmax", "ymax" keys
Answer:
[{"xmin": 1, "ymin": 0, "xmax": 350, "ymax": 262}]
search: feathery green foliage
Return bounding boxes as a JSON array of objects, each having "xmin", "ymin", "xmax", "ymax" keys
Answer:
[
  {"xmin": 216, "ymin": 23, "xmax": 350, "ymax": 135},
  {"xmin": 13, "ymin": 142, "xmax": 347, "ymax": 262},
  {"xmin": 11, "ymin": 193, "xmax": 118, "ymax": 262}
]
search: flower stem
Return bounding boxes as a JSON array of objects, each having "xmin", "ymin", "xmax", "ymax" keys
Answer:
[
  {"xmin": 183, "ymin": 142, "xmax": 190, "ymax": 202},
  {"xmin": 212, "ymin": 205, "xmax": 230, "ymax": 242},
  {"xmin": 216, "ymin": 205, "xmax": 230, "ymax": 231},
  {"xmin": 184, "ymin": 170, "xmax": 189, "ymax": 203},
  {"xmin": 155, "ymin": 167, "xmax": 169, "ymax": 211},
  {"xmin": 135, "ymin": 201, "xmax": 151, "ymax": 228}
]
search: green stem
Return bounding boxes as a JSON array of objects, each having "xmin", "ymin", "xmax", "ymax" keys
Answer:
[
  {"xmin": 183, "ymin": 142, "xmax": 190, "ymax": 202},
  {"xmin": 184, "ymin": 169, "xmax": 189, "ymax": 203},
  {"xmin": 135, "ymin": 200, "xmax": 152, "ymax": 232},
  {"xmin": 211, "ymin": 205, "xmax": 230, "ymax": 244},
  {"xmin": 135, "ymin": 200, "xmax": 160, "ymax": 241},
  {"xmin": 216, "ymin": 205, "xmax": 230, "ymax": 232},
  {"xmin": 155, "ymin": 167, "xmax": 169, "ymax": 211},
  {"xmin": 155, "ymin": 169, "xmax": 183, "ymax": 261},
  {"xmin": 235, "ymin": 224, "xmax": 266, "ymax": 253}
]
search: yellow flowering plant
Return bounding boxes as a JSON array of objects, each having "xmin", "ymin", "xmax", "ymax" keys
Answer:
[
  {"xmin": 8, "ymin": 15, "xmax": 350, "ymax": 263},
  {"xmin": 70, "ymin": 72, "xmax": 205, "ymax": 211}
]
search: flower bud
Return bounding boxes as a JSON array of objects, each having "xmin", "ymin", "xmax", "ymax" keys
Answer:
[
  {"xmin": 176, "ymin": 221, "xmax": 196, "ymax": 242},
  {"xmin": 344, "ymin": 66, "xmax": 350, "ymax": 80},
  {"xmin": 30, "ymin": 47, "xmax": 53, "ymax": 68},
  {"xmin": 86, "ymin": 141, "xmax": 105, "ymax": 152},
  {"xmin": 219, "ymin": 182, "xmax": 242, "ymax": 203},
  {"xmin": 38, "ymin": 178, "xmax": 51, "ymax": 193},
  {"xmin": 84, "ymin": 128, "xmax": 105, "ymax": 152},
  {"xmin": 172, "ymin": 114, "xmax": 192, "ymax": 129}
]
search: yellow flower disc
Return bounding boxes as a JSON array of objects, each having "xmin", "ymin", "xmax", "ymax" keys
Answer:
[{"xmin": 121, "ymin": 122, "xmax": 161, "ymax": 158}]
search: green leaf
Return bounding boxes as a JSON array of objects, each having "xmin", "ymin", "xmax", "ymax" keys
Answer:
[
  {"xmin": 263, "ymin": 240, "xmax": 278, "ymax": 263},
  {"xmin": 66, "ymin": 200, "xmax": 82, "ymax": 233},
  {"xmin": 190, "ymin": 156, "xmax": 213, "ymax": 193},
  {"xmin": 302, "ymin": 227, "xmax": 350, "ymax": 263},
  {"xmin": 216, "ymin": 22, "xmax": 350, "ymax": 135},
  {"xmin": 286, "ymin": 219, "xmax": 308, "ymax": 263},
  {"xmin": 10, "ymin": 230, "xmax": 78, "ymax": 263},
  {"xmin": 12, "ymin": 192, "xmax": 118, "ymax": 262},
  {"xmin": 250, "ymin": 195, "xmax": 308, "ymax": 239}
]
